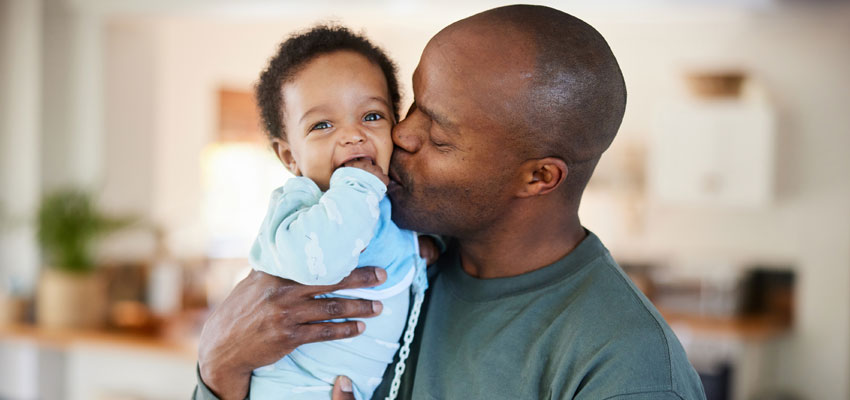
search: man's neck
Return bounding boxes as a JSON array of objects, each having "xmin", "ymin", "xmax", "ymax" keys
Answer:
[{"xmin": 457, "ymin": 205, "xmax": 586, "ymax": 279}]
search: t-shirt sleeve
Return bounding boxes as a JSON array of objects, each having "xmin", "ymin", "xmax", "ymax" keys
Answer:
[
  {"xmin": 192, "ymin": 364, "xmax": 224, "ymax": 400},
  {"xmin": 595, "ymin": 391, "xmax": 689, "ymax": 400},
  {"xmin": 249, "ymin": 167, "xmax": 387, "ymax": 285}
]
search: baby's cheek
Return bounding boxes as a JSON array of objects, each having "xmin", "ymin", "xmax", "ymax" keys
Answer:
[
  {"xmin": 376, "ymin": 130, "xmax": 394, "ymax": 171},
  {"xmin": 303, "ymin": 169, "xmax": 332, "ymax": 191},
  {"xmin": 377, "ymin": 150, "xmax": 393, "ymax": 174}
]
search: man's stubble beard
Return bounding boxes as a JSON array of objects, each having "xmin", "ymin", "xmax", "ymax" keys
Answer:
[{"xmin": 390, "ymin": 181, "xmax": 495, "ymax": 239}]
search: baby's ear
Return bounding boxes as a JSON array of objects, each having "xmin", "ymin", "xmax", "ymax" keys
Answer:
[{"xmin": 271, "ymin": 138, "xmax": 300, "ymax": 175}]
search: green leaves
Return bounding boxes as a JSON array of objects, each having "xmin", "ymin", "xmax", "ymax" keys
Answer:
[{"xmin": 37, "ymin": 189, "xmax": 134, "ymax": 273}]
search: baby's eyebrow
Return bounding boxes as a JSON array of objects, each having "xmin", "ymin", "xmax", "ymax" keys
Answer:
[
  {"xmin": 362, "ymin": 95, "xmax": 391, "ymax": 108},
  {"xmin": 299, "ymin": 105, "xmax": 331, "ymax": 125}
]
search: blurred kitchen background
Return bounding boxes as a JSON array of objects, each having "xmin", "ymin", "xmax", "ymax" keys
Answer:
[{"xmin": 1, "ymin": 0, "xmax": 849, "ymax": 399}]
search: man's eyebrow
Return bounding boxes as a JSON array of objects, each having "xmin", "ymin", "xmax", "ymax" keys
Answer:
[{"xmin": 417, "ymin": 102, "xmax": 456, "ymax": 131}]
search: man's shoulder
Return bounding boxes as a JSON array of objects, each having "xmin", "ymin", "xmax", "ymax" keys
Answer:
[
  {"xmin": 546, "ymin": 253, "xmax": 672, "ymax": 357},
  {"xmin": 548, "ymin": 252, "xmax": 705, "ymax": 399},
  {"xmin": 555, "ymin": 251, "xmax": 664, "ymax": 329}
]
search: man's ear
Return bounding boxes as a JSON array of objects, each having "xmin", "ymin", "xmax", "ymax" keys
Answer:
[
  {"xmin": 516, "ymin": 157, "xmax": 568, "ymax": 198},
  {"xmin": 271, "ymin": 138, "xmax": 300, "ymax": 176}
]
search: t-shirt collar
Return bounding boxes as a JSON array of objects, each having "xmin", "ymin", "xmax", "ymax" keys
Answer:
[{"xmin": 440, "ymin": 230, "xmax": 608, "ymax": 302}]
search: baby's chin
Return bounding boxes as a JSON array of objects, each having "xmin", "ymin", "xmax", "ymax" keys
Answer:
[{"xmin": 300, "ymin": 172, "xmax": 331, "ymax": 191}]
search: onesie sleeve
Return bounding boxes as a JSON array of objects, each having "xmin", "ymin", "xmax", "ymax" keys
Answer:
[{"xmin": 249, "ymin": 167, "xmax": 386, "ymax": 285}]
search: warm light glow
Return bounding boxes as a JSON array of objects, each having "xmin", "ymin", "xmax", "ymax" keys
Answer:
[{"xmin": 201, "ymin": 142, "xmax": 292, "ymax": 258}]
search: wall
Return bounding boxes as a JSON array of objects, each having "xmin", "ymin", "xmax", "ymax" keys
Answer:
[
  {"xmin": 0, "ymin": 0, "xmax": 42, "ymax": 296},
  {"xmin": 42, "ymin": 0, "xmax": 104, "ymax": 191}
]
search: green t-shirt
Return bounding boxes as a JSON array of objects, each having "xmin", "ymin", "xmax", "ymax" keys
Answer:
[
  {"xmin": 373, "ymin": 231, "xmax": 704, "ymax": 400},
  {"xmin": 194, "ymin": 231, "xmax": 705, "ymax": 399}
]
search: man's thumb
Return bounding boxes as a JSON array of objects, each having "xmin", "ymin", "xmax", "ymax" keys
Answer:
[{"xmin": 332, "ymin": 376, "xmax": 356, "ymax": 400}]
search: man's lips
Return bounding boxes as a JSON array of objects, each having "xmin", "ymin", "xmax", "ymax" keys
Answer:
[
  {"xmin": 388, "ymin": 166, "xmax": 401, "ymax": 184},
  {"xmin": 388, "ymin": 165, "xmax": 406, "ymax": 188}
]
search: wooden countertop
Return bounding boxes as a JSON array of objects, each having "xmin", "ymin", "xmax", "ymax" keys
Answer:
[
  {"xmin": 0, "ymin": 322, "xmax": 199, "ymax": 360},
  {"xmin": 659, "ymin": 308, "xmax": 792, "ymax": 341}
]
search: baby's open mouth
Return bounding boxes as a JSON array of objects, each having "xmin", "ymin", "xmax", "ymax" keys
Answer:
[{"xmin": 338, "ymin": 155, "xmax": 376, "ymax": 168}]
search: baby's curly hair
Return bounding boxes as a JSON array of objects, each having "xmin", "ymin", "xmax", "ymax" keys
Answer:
[{"xmin": 255, "ymin": 25, "xmax": 401, "ymax": 141}]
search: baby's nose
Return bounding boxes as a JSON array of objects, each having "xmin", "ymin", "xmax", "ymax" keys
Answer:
[{"xmin": 340, "ymin": 127, "xmax": 366, "ymax": 145}]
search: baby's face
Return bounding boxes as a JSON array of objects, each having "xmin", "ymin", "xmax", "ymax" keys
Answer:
[{"xmin": 276, "ymin": 50, "xmax": 394, "ymax": 191}]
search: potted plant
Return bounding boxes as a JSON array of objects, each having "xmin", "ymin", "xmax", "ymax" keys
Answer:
[{"xmin": 35, "ymin": 188, "xmax": 132, "ymax": 329}]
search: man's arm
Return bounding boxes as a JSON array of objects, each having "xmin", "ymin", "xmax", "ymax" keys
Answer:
[
  {"xmin": 194, "ymin": 370, "xmax": 358, "ymax": 400},
  {"xmin": 195, "ymin": 267, "xmax": 386, "ymax": 400}
]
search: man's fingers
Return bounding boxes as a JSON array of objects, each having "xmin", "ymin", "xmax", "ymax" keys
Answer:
[
  {"xmin": 306, "ymin": 267, "xmax": 386, "ymax": 296},
  {"xmin": 297, "ymin": 321, "xmax": 365, "ymax": 345},
  {"xmin": 336, "ymin": 266, "xmax": 386, "ymax": 289},
  {"xmin": 332, "ymin": 376, "xmax": 356, "ymax": 400},
  {"xmin": 299, "ymin": 298, "xmax": 382, "ymax": 322}
]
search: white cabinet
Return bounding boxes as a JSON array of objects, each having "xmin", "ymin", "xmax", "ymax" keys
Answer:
[
  {"xmin": 0, "ymin": 326, "xmax": 197, "ymax": 400},
  {"xmin": 649, "ymin": 94, "xmax": 775, "ymax": 207}
]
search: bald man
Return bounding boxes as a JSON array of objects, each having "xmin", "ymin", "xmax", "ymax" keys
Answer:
[{"xmin": 195, "ymin": 5, "xmax": 705, "ymax": 400}]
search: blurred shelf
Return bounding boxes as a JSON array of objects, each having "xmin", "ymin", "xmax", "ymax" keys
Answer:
[
  {"xmin": 660, "ymin": 308, "xmax": 791, "ymax": 341},
  {"xmin": 0, "ymin": 322, "xmax": 198, "ymax": 360}
]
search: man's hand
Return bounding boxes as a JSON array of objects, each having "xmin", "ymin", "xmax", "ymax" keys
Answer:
[
  {"xmin": 331, "ymin": 376, "xmax": 356, "ymax": 400},
  {"xmin": 198, "ymin": 268, "xmax": 386, "ymax": 400},
  {"xmin": 343, "ymin": 158, "xmax": 390, "ymax": 186}
]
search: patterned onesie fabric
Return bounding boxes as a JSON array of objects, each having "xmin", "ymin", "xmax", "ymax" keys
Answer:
[{"xmin": 249, "ymin": 167, "xmax": 428, "ymax": 400}]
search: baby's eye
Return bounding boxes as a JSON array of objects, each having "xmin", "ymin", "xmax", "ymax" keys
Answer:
[
  {"xmin": 363, "ymin": 112, "xmax": 383, "ymax": 122},
  {"xmin": 311, "ymin": 121, "xmax": 331, "ymax": 131}
]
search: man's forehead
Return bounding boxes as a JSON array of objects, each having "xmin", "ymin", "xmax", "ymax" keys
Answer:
[
  {"xmin": 415, "ymin": 24, "xmax": 537, "ymax": 126},
  {"xmin": 410, "ymin": 65, "xmax": 457, "ymax": 131},
  {"xmin": 436, "ymin": 18, "xmax": 536, "ymax": 61}
]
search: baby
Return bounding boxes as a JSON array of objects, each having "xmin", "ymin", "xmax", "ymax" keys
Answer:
[{"xmin": 248, "ymin": 25, "xmax": 436, "ymax": 400}]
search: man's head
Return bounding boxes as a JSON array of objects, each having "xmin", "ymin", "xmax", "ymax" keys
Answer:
[{"xmin": 388, "ymin": 5, "xmax": 626, "ymax": 237}]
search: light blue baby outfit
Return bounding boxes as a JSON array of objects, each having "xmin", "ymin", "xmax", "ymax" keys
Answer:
[{"xmin": 249, "ymin": 167, "xmax": 428, "ymax": 400}]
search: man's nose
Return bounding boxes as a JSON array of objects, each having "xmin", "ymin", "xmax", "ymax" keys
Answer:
[{"xmin": 392, "ymin": 116, "xmax": 423, "ymax": 153}]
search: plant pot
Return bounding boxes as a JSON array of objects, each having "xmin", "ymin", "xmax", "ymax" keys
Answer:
[
  {"xmin": 36, "ymin": 268, "xmax": 107, "ymax": 330},
  {"xmin": 0, "ymin": 296, "xmax": 29, "ymax": 324}
]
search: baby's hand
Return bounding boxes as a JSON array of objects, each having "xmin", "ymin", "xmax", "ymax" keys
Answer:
[
  {"xmin": 418, "ymin": 235, "xmax": 440, "ymax": 266},
  {"xmin": 343, "ymin": 159, "xmax": 390, "ymax": 186}
]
